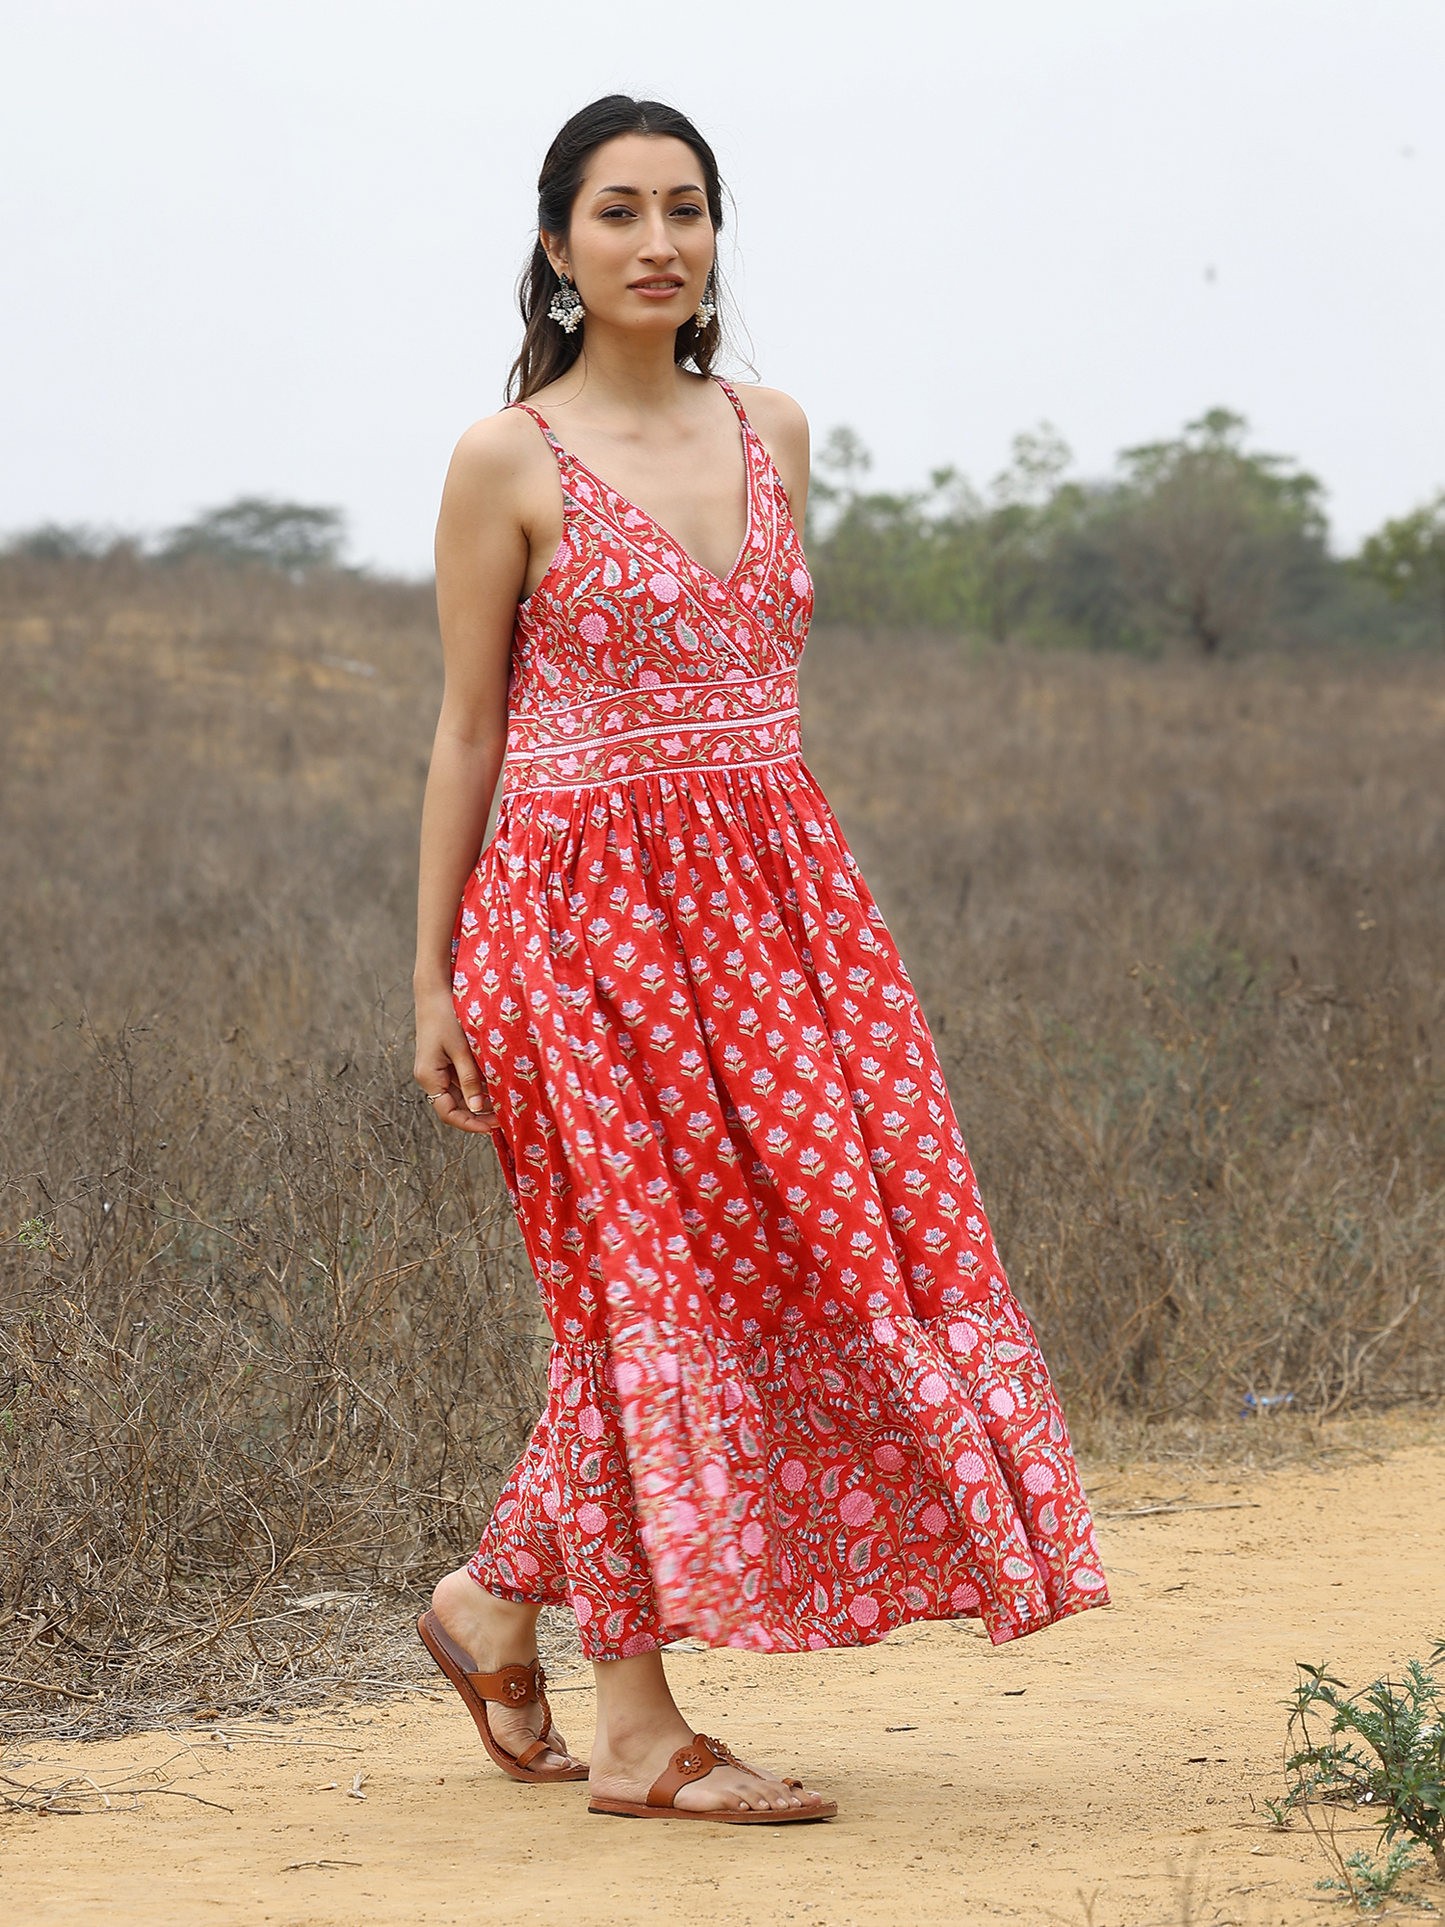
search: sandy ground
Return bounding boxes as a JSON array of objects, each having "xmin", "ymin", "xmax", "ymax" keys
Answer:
[{"xmin": 5, "ymin": 1432, "xmax": 1444, "ymax": 1927}]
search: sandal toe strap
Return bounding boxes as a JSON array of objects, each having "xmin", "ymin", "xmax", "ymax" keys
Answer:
[
  {"xmin": 466, "ymin": 1659, "xmax": 565, "ymax": 1771},
  {"xmin": 646, "ymin": 1733, "xmax": 738, "ymax": 1809}
]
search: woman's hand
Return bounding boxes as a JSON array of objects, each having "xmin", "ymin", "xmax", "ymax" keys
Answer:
[{"xmin": 414, "ymin": 985, "xmax": 499, "ymax": 1133}]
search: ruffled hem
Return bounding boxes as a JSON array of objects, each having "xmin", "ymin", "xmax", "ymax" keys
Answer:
[{"xmin": 468, "ymin": 1294, "xmax": 1108, "ymax": 1661}]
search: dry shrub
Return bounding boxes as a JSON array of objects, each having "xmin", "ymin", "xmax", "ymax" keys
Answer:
[
  {"xmin": 2, "ymin": 1028, "xmax": 542, "ymax": 1697},
  {"xmin": 1, "ymin": 555, "xmax": 545, "ymax": 1721},
  {"xmin": 2, "ymin": 563, "xmax": 1443, "ymax": 1719}
]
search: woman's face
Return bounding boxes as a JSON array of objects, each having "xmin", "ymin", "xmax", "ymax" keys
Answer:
[{"xmin": 544, "ymin": 133, "xmax": 715, "ymax": 339}]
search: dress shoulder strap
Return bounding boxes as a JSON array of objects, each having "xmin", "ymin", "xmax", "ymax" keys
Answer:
[
  {"xmin": 713, "ymin": 376, "xmax": 751, "ymax": 430},
  {"xmin": 507, "ymin": 400, "xmax": 567, "ymax": 466},
  {"xmin": 713, "ymin": 377, "xmax": 768, "ymax": 492}
]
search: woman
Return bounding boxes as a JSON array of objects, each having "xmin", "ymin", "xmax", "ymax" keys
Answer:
[{"xmin": 413, "ymin": 95, "xmax": 1107, "ymax": 1825}]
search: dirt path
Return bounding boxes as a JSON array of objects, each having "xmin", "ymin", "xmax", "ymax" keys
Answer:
[{"xmin": 6, "ymin": 1433, "xmax": 1444, "ymax": 1927}]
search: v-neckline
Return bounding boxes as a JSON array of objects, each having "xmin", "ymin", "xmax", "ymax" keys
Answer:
[{"xmin": 525, "ymin": 380, "xmax": 756, "ymax": 595}]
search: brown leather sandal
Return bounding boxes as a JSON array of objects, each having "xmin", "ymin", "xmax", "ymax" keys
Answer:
[
  {"xmin": 416, "ymin": 1610, "xmax": 588, "ymax": 1783},
  {"xmin": 587, "ymin": 1732, "xmax": 837, "ymax": 1824}
]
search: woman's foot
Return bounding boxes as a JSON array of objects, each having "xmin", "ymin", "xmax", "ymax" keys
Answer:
[
  {"xmin": 429, "ymin": 1568, "xmax": 581, "ymax": 1772},
  {"xmin": 589, "ymin": 1705, "xmax": 825, "ymax": 1815}
]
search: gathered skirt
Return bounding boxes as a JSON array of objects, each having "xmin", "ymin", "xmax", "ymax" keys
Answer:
[{"xmin": 451, "ymin": 757, "xmax": 1107, "ymax": 1660}]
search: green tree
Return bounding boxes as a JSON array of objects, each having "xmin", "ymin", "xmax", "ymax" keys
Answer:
[
  {"xmin": 806, "ymin": 423, "xmax": 1081, "ymax": 638},
  {"xmin": 2, "ymin": 522, "xmax": 119, "ymax": 560},
  {"xmin": 1355, "ymin": 493, "xmax": 1445, "ymax": 645},
  {"xmin": 159, "ymin": 496, "xmax": 346, "ymax": 574},
  {"xmin": 806, "ymin": 428, "xmax": 938, "ymax": 628},
  {"xmin": 1107, "ymin": 408, "xmax": 1327, "ymax": 655},
  {"xmin": 968, "ymin": 425, "xmax": 1081, "ymax": 643},
  {"xmin": 810, "ymin": 424, "xmax": 873, "ymax": 505},
  {"xmin": 804, "ymin": 408, "xmax": 1341, "ymax": 651}
]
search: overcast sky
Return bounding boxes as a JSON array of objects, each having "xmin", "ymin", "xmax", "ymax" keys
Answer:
[{"xmin": 3, "ymin": 1, "xmax": 1442, "ymax": 573}]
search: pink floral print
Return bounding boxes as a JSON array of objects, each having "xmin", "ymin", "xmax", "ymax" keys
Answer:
[{"xmin": 452, "ymin": 381, "xmax": 1107, "ymax": 1660}]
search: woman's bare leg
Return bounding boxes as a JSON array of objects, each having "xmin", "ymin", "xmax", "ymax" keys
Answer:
[
  {"xmin": 430, "ymin": 1566, "xmax": 580, "ymax": 1771},
  {"xmin": 586, "ymin": 1648, "xmax": 823, "ymax": 1814}
]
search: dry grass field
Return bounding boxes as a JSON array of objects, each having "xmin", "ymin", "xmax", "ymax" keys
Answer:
[{"xmin": 2, "ymin": 555, "xmax": 1442, "ymax": 1734}]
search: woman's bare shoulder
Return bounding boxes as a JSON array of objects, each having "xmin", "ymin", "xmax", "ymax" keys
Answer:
[{"xmin": 445, "ymin": 405, "xmax": 552, "ymax": 498}]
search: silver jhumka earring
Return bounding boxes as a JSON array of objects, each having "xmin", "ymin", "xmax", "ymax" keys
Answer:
[
  {"xmin": 548, "ymin": 273, "xmax": 585, "ymax": 334},
  {"xmin": 693, "ymin": 270, "xmax": 717, "ymax": 328}
]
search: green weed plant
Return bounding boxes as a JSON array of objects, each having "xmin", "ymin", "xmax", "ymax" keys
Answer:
[
  {"xmin": 1315, "ymin": 1843, "xmax": 1427, "ymax": 1913},
  {"xmin": 1280, "ymin": 1641, "xmax": 1445, "ymax": 1910}
]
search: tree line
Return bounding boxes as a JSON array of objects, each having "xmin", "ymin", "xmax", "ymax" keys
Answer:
[
  {"xmin": 6, "ymin": 413, "xmax": 1445, "ymax": 651},
  {"xmin": 4, "ymin": 497, "xmax": 346, "ymax": 576},
  {"xmin": 805, "ymin": 409, "xmax": 1445, "ymax": 653}
]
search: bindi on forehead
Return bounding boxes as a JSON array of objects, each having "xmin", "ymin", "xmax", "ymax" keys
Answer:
[{"xmin": 591, "ymin": 181, "xmax": 705, "ymax": 200}]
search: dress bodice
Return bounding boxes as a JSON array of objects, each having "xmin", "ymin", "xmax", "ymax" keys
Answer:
[{"xmin": 501, "ymin": 380, "xmax": 813, "ymax": 796}]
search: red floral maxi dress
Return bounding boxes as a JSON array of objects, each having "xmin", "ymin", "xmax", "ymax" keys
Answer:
[{"xmin": 452, "ymin": 380, "xmax": 1108, "ymax": 1661}]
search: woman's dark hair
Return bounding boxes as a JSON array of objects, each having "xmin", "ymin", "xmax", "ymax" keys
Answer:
[{"xmin": 507, "ymin": 96, "xmax": 726, "ymax": 402}]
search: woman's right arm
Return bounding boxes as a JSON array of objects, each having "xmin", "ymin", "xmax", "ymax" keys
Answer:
[{"xmin": 413, "ymin": 416, "xmax": 535, "ymax": 1134}]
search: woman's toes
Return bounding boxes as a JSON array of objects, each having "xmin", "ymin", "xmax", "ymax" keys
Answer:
[{"xmin": 489, "ymin": 1706, "xmax": 580, "ymax": 1771}]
